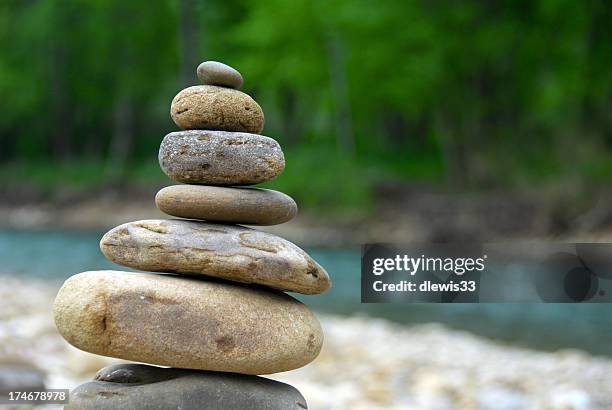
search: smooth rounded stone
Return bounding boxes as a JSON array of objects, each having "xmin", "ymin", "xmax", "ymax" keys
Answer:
[
  {"xmin": 197, "ymin": 61, "xmax": 244, "ymax": 89},
  {"xmin": 170, "ymin": 85, "xmax": 264, "ymax": 133},
  {"xmin": 159, "ymin": 130, "xmax": 285, "ymax": 185},
  {"xmin": 53, "ymin": 270, "xmax": 323, "ymax": 375},
  {"xmin": 155, "ymin": 185, "xmax": 297, "ymax": 225},
  {"xmin": 100, "ymin": 219, "xmax": 331, "ymax": 295},
  {"xmin": 66, "ymin": 363, "xmax": 307, "ymax": 410}
]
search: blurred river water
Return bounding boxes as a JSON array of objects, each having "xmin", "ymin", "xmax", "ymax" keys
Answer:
[{"xmin": 2, "ymin": 229, "xmax": 612, "ymax": 356}]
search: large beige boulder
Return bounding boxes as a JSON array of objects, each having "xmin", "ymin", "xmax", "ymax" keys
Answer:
[{"xmin": 53, "ymin": 271, "xmax": 323, "ymax": 375}]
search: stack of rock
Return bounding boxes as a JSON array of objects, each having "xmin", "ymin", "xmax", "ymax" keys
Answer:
[{"xmin": 53, "ymin": 61, "xmax": 331, "ymax": 410}]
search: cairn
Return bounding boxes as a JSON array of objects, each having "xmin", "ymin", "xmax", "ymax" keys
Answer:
[{"xmin": 53, "ymin": 61, "xmax": 331, "ymax": 409}]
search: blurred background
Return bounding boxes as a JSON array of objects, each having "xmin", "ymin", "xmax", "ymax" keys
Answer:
[{"xmin": 2, "ymin": 0, "xmax": 612, "ymax": 409}]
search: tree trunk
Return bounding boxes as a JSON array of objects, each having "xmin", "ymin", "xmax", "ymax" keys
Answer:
[
  {"xmin": 326, "ymin": 31, "xmax": 355, "ymax": 155},
  {"xmin": 105, "ymin": 93, "xmax": 134, "ymax": 180},
  {"xmin": 436, "ymin": 112, "xmax": 469, "ymax": 189},
  {"xmin": 178, "ymin": 0, "xmax": 199, "ymax": 87},
  {"xmin": 48, "ymin": 4, "xmax": 73, "ymax": 161},
  {"xmin": 280, "ymin": 86, "xmax": 303, "ymax": 145}
]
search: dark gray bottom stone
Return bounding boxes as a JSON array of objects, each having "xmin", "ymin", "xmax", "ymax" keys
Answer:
[{"xmin": 65, "ymin": 363, "xmax": 307, "ymax": 410}]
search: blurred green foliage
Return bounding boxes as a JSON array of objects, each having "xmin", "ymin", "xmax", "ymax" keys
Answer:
[{"xmin": 1, "ymin": 0, "xmax": 612, "ymax": 211}]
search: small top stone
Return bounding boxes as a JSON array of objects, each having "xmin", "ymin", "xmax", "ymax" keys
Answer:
[{"xmin": 197, "ymin": 61, "xmax": 244, "ymax": 89}]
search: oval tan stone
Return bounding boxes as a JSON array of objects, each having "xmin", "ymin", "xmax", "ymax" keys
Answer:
[
  {"xmin": 53, "ymin": 270, "xmax": 323, "ymax": 375},
  {"xmin": 100, "ymin": 219, "xmax": 331, "ymax": 295},
  {"xmin": 170, "ymin": 85, "xmax": 264, "ymax": 133},
  {"xmin": 155, "ymin": 185, "xmax": 297, "ymax": 225},
  {"xmin": 159, "ymin": 130, "xmax": 285, "ymax": 185}
]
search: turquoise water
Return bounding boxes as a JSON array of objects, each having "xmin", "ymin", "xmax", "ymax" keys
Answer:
[{"xmin": 2, "ymin": 230, "xmax": 612, "ymax": 356}]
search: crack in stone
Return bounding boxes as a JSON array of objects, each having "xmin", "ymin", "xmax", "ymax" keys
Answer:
[
  {"xmin": 100, "ymin": 287, "xmax": 112, "ymax": 351},
  {"xmin": 134, "ymin": 222, "xmax": 168, "ymax": 234}
]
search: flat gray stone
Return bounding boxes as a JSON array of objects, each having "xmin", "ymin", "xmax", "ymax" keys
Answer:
[
  {"xmin": 159, "ymin": 130, "xmax": 284, "ymax": 185},
  {"xmin": 66, "ymin": 363, "xmax": 307, "ymax": 410},
  {"xmin": 155, "ymin": 185, "xmax": 297, "ymax": 225},
  {"xmin": 53, "ymin": 271, "xmax": 323, "ymax": 374},
  {"xmin": 100, "ymin": 219, "xmax": 331, "ymax": 295},
  {"xmin": 197, "ymin": 61, "xmax": 244, "ymax": 89}
]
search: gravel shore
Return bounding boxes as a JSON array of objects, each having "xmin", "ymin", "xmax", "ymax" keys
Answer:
[{"xmin": 1, "ymin": 275, "xmax": 612, "ymax": 409}]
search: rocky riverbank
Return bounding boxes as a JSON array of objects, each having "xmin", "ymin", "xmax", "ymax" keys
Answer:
[
  {"xmin": 6, "ymin": 181, "xmax": 612, "ymax": 247},
  {"xmin": 2, "ymin": 275, "xmax": 612, "ymax": 409}
]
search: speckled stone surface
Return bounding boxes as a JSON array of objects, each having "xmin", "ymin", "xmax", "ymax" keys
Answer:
[
  {"xmin": 197, "ymin": 61, "xmax": 244, "ymax": 90},
  {"xmin": 158, "ymin": 130, "xmax": 284, "ymax": 185},
  {"xmin": 170, "ymin": 85, "xmax": 264, "ymax": 133},
  {"xmin": 53, "ymin": 271, "xmax": 323, "ymax": 375},
  {"xmin": 100, "ymin": 220, "xmax": 331, "ymax": 295},
  {"xmin": 155, "ymin": 185, "xmax": 297, "ymax": 225},
  {"xmin": 66, "ymin": 363, "xmax": 308, "ymax": 410}
]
